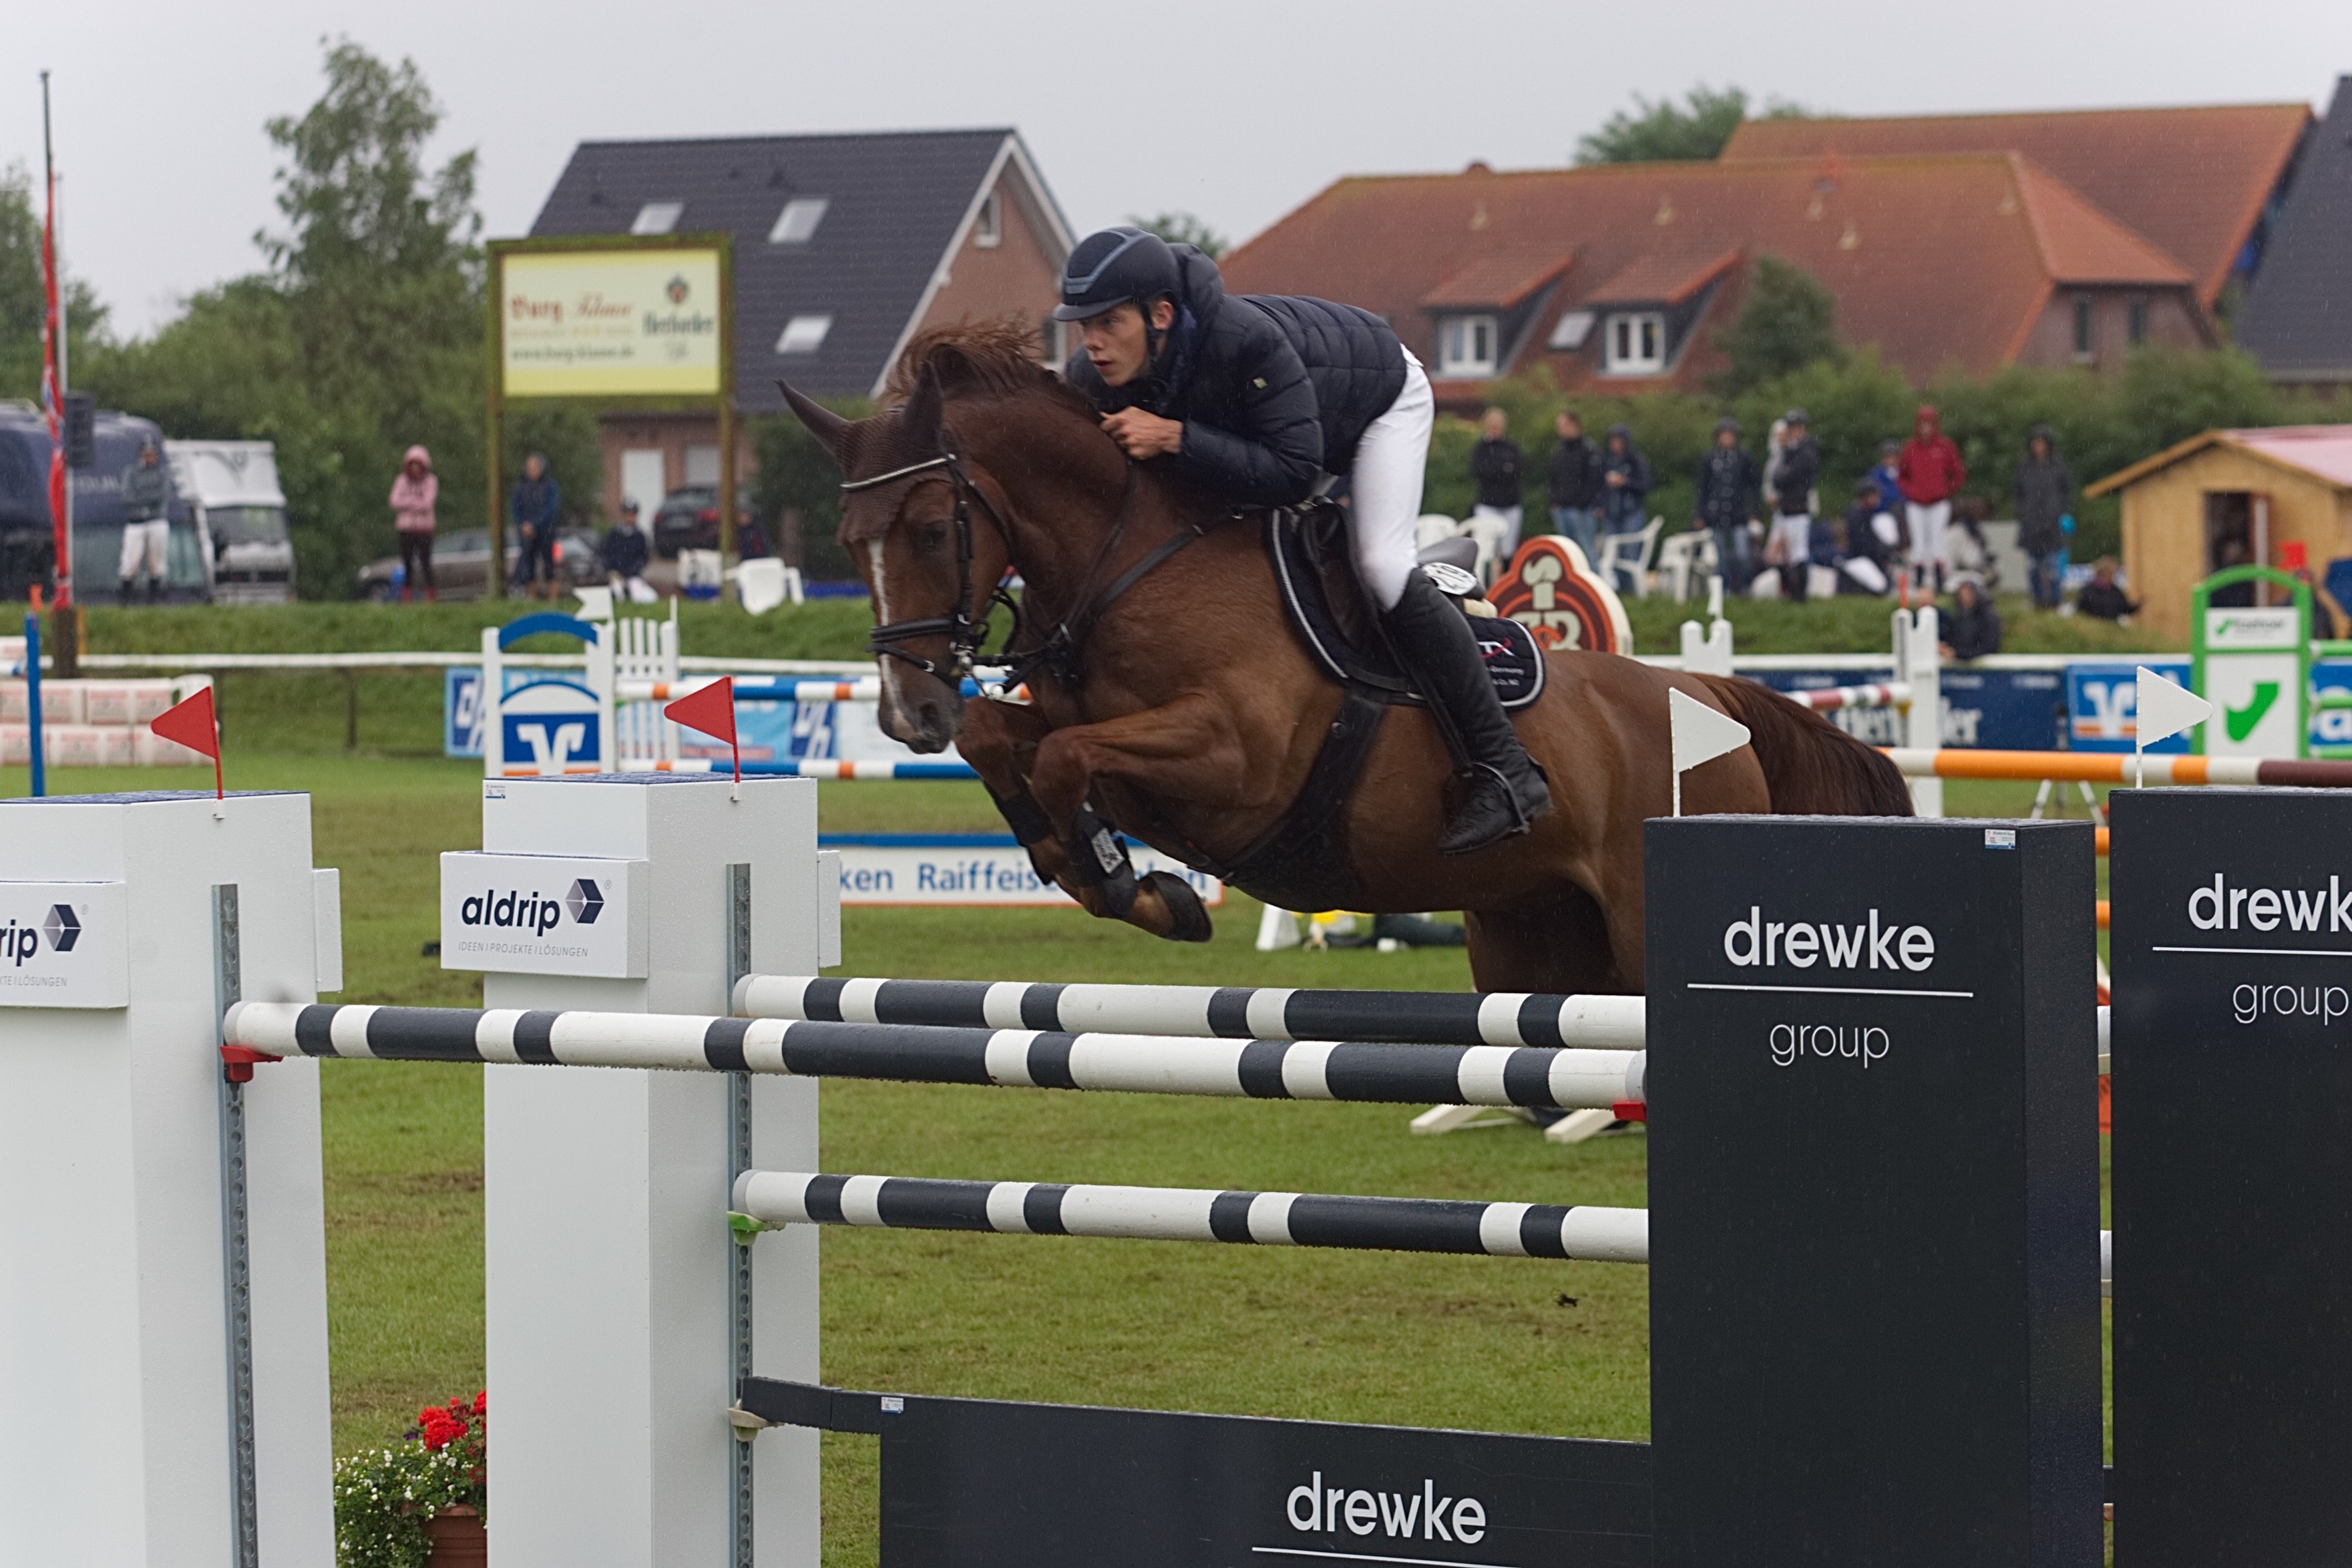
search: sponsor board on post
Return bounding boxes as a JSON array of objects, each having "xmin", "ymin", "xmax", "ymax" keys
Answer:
[
  {"xmin": 439, "ymin": 853, "xmax": 648, "ymax": 978},
  {"xmin": 496, "ymin": 245, "xmax": 724, "ymax": 399},
  {"xmin": 0, "ymin": 881, "xmax": 128, "ymax": 1008},
  {"xmin": 823, "ymin": 834, "xmax": 1223, "ymax": 908}
]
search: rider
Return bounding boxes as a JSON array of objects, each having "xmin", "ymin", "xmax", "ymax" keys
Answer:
[{"xmin": 1054, "ymin": 226, "xmax": 1553, "ymax": 855}]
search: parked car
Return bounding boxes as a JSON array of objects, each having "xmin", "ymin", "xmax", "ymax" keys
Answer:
[
  {"xmin": 652, "ymin": 484, "xmax": 719, "ymax": 558},
  {"xmin": 355, "ymin": 527, "xmax": 603, "ymax": 601},
  {"xmin": 168, "ymin": 441, "xmax": 295, "ymax": 603},
  {"xmin": 0, "ymin": 403, "xmax": 211, "ymax": 604}
]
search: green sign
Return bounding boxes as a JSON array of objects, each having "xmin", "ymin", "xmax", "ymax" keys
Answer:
[{"xmin": 2190, "ymin": 566, "xmax": 2310, "ymax": 760}]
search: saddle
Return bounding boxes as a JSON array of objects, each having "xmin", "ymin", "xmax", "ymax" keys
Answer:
[{"xmin": 1265, "ymin": 504, "xmax": 1545, "ymax": 710}]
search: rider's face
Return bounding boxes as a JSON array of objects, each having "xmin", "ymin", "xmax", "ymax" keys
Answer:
[{"xmin": 1081, "ymin": 300, "xmax": 1173, "ymax": 388}]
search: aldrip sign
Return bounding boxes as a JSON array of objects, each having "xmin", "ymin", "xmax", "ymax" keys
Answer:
[
  {"xmin": 0, "ymin": 881, "xmax": 127, "ymax": 1008},
  {"xmin": 439, "ymin": 853, "xmax": 648, "ymax": 978}
]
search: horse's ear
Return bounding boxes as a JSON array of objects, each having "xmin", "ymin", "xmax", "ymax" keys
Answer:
[
  {"xmin": 777, "ymin": 381, "xmax": 850, "ymax": 465},
  {"xmin": 898, "ymin": 365, "xmax": 944, "ymax": 447}
]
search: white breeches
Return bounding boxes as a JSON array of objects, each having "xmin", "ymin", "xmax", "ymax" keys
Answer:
[
  {"xmin": 1906, "ymin": 500, "xmax": 1951, "ymax": 570},
  {"xmin": 118, "ymin": 518, "xmax": 170, "ymax": 580},
  {"xmin": 1348, "ymin": 350, "xmax": 1434, "ymax": 611}
]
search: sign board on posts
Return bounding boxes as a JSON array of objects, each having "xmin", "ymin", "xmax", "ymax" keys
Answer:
[
  {"xmin": 2191, "ymin": 566, "xmax": 2309, "ymax": 761},
  {"xmin": 822, "ymin": 834, "xmax": 1223, "ymax": 908},
  {"xmin": 497, "ymin": 246, "xmax": 725, "ymax": 399},
  {"xmin": 0, "ymin": 880, "xmax": 127, "ymax": 1008},
  {"xmin": 1643, "ymin": 816, "xmax": 2101, "ymax": 1567},
  {"xmin": 2109, "ymin": 789, "xmax": 2352, "ymax": 1564},
  {"xmin": 439, "ymin": 852, "xmax": 648, "ymax": 978}
]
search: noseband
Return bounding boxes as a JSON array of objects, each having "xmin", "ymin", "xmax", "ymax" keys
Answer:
[{"xmin": 841, "ymin": 450, "xmax": 1019, "ymax": 682}]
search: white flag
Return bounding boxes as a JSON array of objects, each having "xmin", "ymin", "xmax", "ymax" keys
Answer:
[
  {"xmin": 2136, "ymin": 666, "xmax": 2212, "ymax": 750},
  {"xmin": 1669, "ymin": 688, "xmax": 1752, "ymax": 816}
]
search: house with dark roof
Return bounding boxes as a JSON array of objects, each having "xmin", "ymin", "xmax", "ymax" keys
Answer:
[
  {"xmin": 528, "ymin": 128, "xmax": 1072, "ymax": 525},
  {"xmin": 1221, "ymin": 153, "xmax": 2210, "ymax": 406},
  {"xmin": 2236, "ymin": 77, "xmax": 2352, "ymax": 386},
  {"xmin": 1720, "ymin": 101, "xmax": 2313, "ymax": 313}
]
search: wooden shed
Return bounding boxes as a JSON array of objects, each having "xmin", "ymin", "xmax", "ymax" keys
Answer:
[{"xmin": 2088, "ymin": 426, "xmax": 2352, "ymax": 642}]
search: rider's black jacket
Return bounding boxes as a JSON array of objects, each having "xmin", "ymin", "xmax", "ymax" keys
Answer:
[{"xmin": 1064, "ymin": 244, "xmax": 1407, "ymax": 508}]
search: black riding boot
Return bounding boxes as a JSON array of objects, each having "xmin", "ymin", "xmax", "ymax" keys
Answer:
[{"xmin": 1381, "ymin": 571, "xmax": 1553, "ymax": 855}]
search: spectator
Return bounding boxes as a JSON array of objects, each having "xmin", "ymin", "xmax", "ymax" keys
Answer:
[
  {"xmin": 1596, "ymin": 424, "xmax": 1651, "ymax": 592},
  {"xmin": 1545, "ymin": 410, "xmax": 1604, "ymax": 564},
  {"xmin": 118, "ymin": 437, "xmax": 172, "ymax": 605},
  {"xmin": 389, "ymin": 445, "xmax": 439, "ymax": 604},
  {"xmin": 2075, "ymin": 557, "xmax": 2140, "ymax": 622},
  {"xmin": 1692, "ymin": 417, "xmax": 1759, "ymax": 593},
  {"xmin": 1940, "ymin": 573, "xmax": 2003, "ymax": 660},
  {"xmin": 1468, "ymin": 408, "xmax": 1526, "ymax": 561},
  {"xmin": 736, "ymin": 506, "xmax": 771, "ymax": 560},
  {"xmin": 1837, "ymin": 479, "xmax": 1901, "ymax": 595},
  {"xmin": 510, "ymin": 452, "xmax": 563, "ymax": 602},
  {"xmin": 2013, "ymin": 425, "xmax": 2073, "ymax": 612},
  {"xmin": 1869, "ymin": 439, "xmax": 1905, "ymax": 525},
  {"xmin": 1765, "ymin": 409, "xmax": 1819, "ymax": 602},
  {"xmin": 602, "ymin": 498, "xmax": 653, "ymax": 602},
  {"xmin": 1945, "ymin": 503, "xmax": 1999, "ymax": 592},
  {"xmin": 1898, "ymin": 405, "xmax": 1966, "ymax": 592}
]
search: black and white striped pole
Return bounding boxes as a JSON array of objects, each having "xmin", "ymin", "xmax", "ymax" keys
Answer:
[{"xmin": 220, "ymin": 1002, "xmax": 1649, "ymax": 1112}]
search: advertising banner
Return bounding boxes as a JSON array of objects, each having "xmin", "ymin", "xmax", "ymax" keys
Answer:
[
  {"xmin": 498, "ymin": 246, "xmax": 724, "ymax": 399},
  {"xmin": 439, "ymin": 852, "xmax": 648, "ymax": 978},
  {"xmin": 0, "ymin": 880, "xmax": 126, "ymax": 1008},
  {"xmin": 823, "ymin": 834, "xmax": 1222, "ymax": 908}
]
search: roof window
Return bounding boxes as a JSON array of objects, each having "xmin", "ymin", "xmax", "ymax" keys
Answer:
[
  {"xmin": 630, "ymin": 201, "xmax": 684, "ymax": 236},
  {"xmin": 1549, "ymin": 311, "xmax": 1596, "ymax": 351},
  {"xmin": 769, "ymin": 197, "xmax": 829, "ymax": 245},
  {"xmin": 775, "ymin": 315, "xmax": 833, "ymax": 355}
]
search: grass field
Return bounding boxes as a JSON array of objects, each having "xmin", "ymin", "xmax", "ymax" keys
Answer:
[{"xmin": 1, "ymin": 743, "xmax": 2112, "ymax": 1563}]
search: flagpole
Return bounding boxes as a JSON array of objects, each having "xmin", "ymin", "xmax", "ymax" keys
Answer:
[{"xmin": 40, "ymin": 70, "xmax": 72, "ymax": 611}]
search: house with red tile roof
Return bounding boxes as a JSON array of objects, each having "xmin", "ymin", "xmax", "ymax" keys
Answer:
[
  {"xmin": 1721, "ymin": 102, "xmax": 2312, "ymax": 313},
  {"xmin": 1220, "ymin": 152, "xmax": 2211, "ymax": 407}
]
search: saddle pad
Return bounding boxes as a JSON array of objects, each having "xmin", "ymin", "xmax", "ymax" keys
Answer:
[{"xmin": 1267, "ymin": 508, "xmax": 1545, "ymax": 711}]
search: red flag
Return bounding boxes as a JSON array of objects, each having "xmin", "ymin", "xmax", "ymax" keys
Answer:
[
  {"xmin": 39, "ymin": 166, "xmax": 69, "ymax": 606},
  {"xmin": 663, "ymin": 677, "xmax": 739, "ymax": 786},
  {"xmin": 152, "ymin": 686, "xmax": 223, "ymax": 800}
]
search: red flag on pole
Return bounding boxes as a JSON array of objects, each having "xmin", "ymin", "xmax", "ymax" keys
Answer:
[
  {"xmin": 663, "ymin": 677, "xmax": 739, "ymax": 787},
  {"xmin": 152, "ymin": 686, "xmax": 224, "ymax": 800}
]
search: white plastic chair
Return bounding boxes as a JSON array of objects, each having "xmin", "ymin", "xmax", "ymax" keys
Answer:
[
  {"xmin": 1597, "ymin": 517, "xmax": 1665, "ymax": 597},
  {"xmin": 1653, "ymin": 530, "xmax": 1719, "ymax": 603}
]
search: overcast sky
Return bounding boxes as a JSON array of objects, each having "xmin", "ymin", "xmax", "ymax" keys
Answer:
[{"xmin": 11, "ymin": 0, "xmax": 2350, "ymax": 338}]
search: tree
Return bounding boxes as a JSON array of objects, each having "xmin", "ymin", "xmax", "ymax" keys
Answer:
[
  {"xmin": 0, "ymin": 164, "xmax": 108, "ymax": 403},
  {"xmin": 1575, "ymin": 85, "xmax": 1806, "ymax": 166},
  {"xmin": 751, "ymin": 397, "xmax": 874, "ymax": 579},
  {"xmin": 1712, "ymin": 255, "xmax": 1839, "ymax": 396},
  {"xmin": 1127, "ymin": 211, "xmax": 1228, "ymax": 258}
]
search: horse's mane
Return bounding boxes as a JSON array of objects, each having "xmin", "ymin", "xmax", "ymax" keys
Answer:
[{"xmin": 885, "ymin": 318, "xmax": 1100, "ymax": 423}]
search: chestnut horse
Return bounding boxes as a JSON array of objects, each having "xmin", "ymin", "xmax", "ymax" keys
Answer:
[{"xmin": 782, "ymin": 323, "xmax": 1911, "ymax": 996}]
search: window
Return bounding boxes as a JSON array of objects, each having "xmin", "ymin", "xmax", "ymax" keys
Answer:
[
  {"xmin": 1437, "ymin": 315, "xmax": 1499, "ymax": 377},
  {"xmin": 1039, "ymin": 315, "xmax": 1064, "ymax": 364},
  {"xmin": 630, "ymin": 201, "xmax": 683, "ymax": 236},
  {"xmin": 767, "ymin": 197, "xmax": 829, "ymax": 245},
  {"xmin": 1603, "ymin": 312, "xmax": 1665, "ymax": 375},
  {"xmin": 973, "ymin": 190, "xmax": 1001, "ymax": 248},
  {"xmin": 1548, "ymin": 310, "xmax": 1596, "ymax": 351},
  {"xmin": 2072, "ymin": 297, "xmax": 2096, "ymax": 363},
  {"xmin": 775, "ymin": 315, "xmax": 833, "ymax": 355},
  {"xmin": 2127, "ymin": 296, "xmax": 2149, "ymax": 347}
]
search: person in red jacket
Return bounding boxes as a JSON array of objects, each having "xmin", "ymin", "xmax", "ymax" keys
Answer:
[{"xmin": 1897, "ymin": 405, "xmax": 1966, "ymax": 592}]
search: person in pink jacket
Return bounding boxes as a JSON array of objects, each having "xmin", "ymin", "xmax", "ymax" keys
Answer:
[
  {"xmin": 1896, "ymin": 405, "xmax": 1966, "ymax": 593},
  {"xmin": 389, "ymin": 445, "xmax": 439, "ymax": 602}
]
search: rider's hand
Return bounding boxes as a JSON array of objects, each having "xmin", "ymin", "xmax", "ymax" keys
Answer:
[{"xmin": 1101, "ymin": 408, "xmax": 1184, "ymax": 459}]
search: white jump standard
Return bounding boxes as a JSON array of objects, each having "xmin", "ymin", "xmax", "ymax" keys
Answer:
[
  {"xmin": 732, "ymin": 1171, "xmax": 1651, "ymax": 1262},
  {"xmin": 221, "ymin": 1000, "xmax": 1650, "ymax": 1111},
  {"xmin": 735, "ymin": 974, "xmax": 1647, "ymax": 1048}
]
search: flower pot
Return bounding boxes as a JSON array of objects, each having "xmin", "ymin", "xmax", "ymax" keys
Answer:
[{"xmin": 426, "ymin": 1505, "xmax": 487, "ymax": 1567}]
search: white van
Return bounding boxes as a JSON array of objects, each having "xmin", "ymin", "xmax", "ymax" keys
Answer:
[{"xmin": 168, "ymin": 440, "xmax": 296, "ymax": 603}]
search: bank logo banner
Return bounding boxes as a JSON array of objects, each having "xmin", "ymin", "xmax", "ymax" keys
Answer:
[
  {"xmin": 0, "ymin": 881, "xmax": 128, "ymax": 1008},
  {"xmin": 439, "ymin": 853, "xmax": 648, "ymax": 978}
]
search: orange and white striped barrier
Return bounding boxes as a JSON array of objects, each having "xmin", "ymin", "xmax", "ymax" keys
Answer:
[{"xmin": 1883, "ymin": 749, "xmax": 2352, "ymax": 789}]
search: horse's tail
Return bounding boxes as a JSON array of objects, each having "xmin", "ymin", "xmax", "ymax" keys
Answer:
[{"xmin": 1697, "ymin": 674, "xmax": 1915, "ymax": 817}]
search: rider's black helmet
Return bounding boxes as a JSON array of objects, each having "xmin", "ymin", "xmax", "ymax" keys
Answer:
[{"xmin": 1054, "ymin": 226, "xmax": 1181, "ymax": 322}]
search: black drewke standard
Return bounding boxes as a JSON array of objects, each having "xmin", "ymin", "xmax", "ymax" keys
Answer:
[
  {"xmin": 2110, "ymin": 789, "xmax": 2352, "ymax": 1567},
  {"xmin": 1644, "ymin": 816, "xmax": 2102, "ymax": 1567}
]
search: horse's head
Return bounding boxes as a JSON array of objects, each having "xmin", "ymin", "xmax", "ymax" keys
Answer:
[{"xmin": 780, "ymin": 365, "xmax": 1013, "ymax": 753}]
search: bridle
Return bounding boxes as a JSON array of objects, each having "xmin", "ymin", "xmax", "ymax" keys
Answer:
[{"xmin": 841, "ymin": 439, "xmax": 1199, "ymax": 692}]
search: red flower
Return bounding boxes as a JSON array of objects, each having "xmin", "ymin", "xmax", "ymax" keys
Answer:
[{"xmin": 473, "ymin": 1390, "xmax": 487, "ymax": 1416}]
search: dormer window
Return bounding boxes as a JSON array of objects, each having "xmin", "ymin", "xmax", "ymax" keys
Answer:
[
  {"xmin": 1603, "ymin": 312, "xmax": 1665, "ymax": 375},
  {"xmin": 1437, "ymin": 315, "xmax": 1499, "ymax": 377},
  {"xmin": 630, "ymin": 201, "xmax": 683, "ymax": 236},
  {"xmin": 768, "ymin": 197, "xmax": 829, "ymax": 244},
  {"xmin": 775, "ymin": 315, "xmax": 833, "ymax": 355},
  {"xmin": 974, "ymin": 190, "xmax": 1002, "ymax": 248}
]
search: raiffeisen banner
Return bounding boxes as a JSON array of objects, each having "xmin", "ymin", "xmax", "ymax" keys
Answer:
[{"xmin": 499, "ymin": 247, "xmax": 723, "ymax": 398}]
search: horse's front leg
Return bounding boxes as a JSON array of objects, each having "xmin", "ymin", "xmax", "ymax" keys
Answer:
[
  {"xmin": 954, "ymin": 695, "xmax": 1089, "ymax": 898},
  {"xmin": 1026, "ymin": 693, "xmax": 1259, "ymax": 944}
]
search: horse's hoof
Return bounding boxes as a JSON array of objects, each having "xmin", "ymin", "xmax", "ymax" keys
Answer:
[{"xmin": 1143, "ymin": 871, "xmax": 1214, "ymax": 942}]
